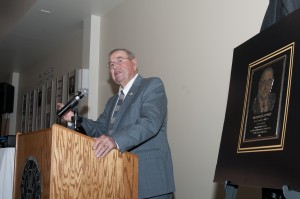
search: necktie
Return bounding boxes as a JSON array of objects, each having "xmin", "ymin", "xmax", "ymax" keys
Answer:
[{"xmin": 108, "ymin": 90, "xmax": 125, "ymax": 134}]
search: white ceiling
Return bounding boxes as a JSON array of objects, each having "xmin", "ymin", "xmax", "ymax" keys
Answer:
[{"xmin": 0, "ymin": 0, "xmax": 124, "ymax": 81}]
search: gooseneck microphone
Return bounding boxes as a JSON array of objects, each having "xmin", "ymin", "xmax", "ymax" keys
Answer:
[{"xmin": 56, "ymin": 89, "xmax": 88, "ymax": 117}]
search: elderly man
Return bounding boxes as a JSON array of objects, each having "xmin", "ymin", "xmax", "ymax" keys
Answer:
[{"xmin": 58, "ymin": 48, "xmax": 175, "ymax": 199}]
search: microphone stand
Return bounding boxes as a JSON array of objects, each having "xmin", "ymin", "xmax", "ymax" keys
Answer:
[
  {"xmin": 71, "ymin": 107, "xmax": 85, "ymax": 134},
  {"xmin": 72, "ymin": 107, "xmax": 79, "ymax": 131}
]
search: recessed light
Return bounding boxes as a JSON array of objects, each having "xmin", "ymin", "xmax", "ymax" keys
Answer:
[{"xmin": 40, "ymin": 9, "xmax": 52, "ymax": 14}]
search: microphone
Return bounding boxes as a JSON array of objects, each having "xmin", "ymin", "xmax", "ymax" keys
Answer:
[{"xmin": 56, "ymin": 89, "xmax": 88, "ymax": 117}]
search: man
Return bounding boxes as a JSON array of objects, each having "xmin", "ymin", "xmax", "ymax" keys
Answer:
[
  {"xmin": 252, "ymin": 67, "xmax": 276, "ymax": 115},
  {"xmin": 58, "ymin": 48, "xmax": 175, "ymax": 199}
]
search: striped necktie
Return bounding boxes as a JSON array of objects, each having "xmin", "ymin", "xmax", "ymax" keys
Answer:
[{"xmin": 108, "ymin": 90, "xmax": 125, "ymax": 134}]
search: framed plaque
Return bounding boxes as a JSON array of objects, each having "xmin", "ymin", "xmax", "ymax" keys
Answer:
[
  {"xmin": 68, "ymin": 70, "xmax": 76, "ymax": 100},
  {"xmin": 27, "ymin": 91, "xmax": 35, "ymax": 132},
  {"xmin": 214, "ymin": 8, "xmax": 300, "ymax": 191},
  {"xmin": 36, "ymin": 87, "xmax": 42, "ymax": 130},
  {"xmin": 55, "ymin": 76, "xmax": 64, "ymax": 125},
  {"xmin": 45, "ymin": 81, "xmax": 52, "ymax": 128},
  {"xmin": 21, "ymin": 94, "xmax": 28, "ymax": 133},
  {"xmin": 238, "ymin": 43, "xmax": 294, "ymax": 153}
]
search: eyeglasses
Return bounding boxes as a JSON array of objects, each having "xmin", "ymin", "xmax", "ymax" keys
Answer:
[{"xmin": 107, "ymin": 57, "xmax": 132, "ymax": 69}]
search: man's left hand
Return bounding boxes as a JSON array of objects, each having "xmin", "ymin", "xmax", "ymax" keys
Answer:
[{"xmin": 92, "ymin": 135, "xmax": 117, "ymax": 158}]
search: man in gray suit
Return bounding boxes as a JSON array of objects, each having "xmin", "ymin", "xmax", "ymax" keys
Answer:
[{"xmin": 58, "ymin": 48, "xmax": 175, "ymax": 199}]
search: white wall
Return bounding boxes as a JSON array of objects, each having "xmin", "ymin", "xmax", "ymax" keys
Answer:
[
  {"xmin": 17, "ymin": 30, "xmax": 83, "ymax": 132},
  {"xmin": 99, "ymin": 0, "xmax": 269, "ymax": 198},
  {"xmin": 19, "ymin": 30, "xmax": 83, "ymax": 93}
]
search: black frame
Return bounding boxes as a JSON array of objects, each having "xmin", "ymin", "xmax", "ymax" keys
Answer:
[{"xmin": 214, "ymin": 8, "xmax": 300, "ymax": 190}]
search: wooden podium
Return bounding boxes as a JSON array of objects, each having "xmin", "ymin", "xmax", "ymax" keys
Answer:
[{"xmin": 13, "ymin": 124, "xmax": 138, "ymax": 199}]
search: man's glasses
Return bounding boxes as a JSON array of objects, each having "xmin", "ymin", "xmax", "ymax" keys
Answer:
[{"xmin": 107, "ymin": 57, "xmax": 132, "ymax": 69}]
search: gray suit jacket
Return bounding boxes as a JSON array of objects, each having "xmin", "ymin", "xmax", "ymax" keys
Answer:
[{"xmin": 81, "ymin": 75, "xmax": 175, "ymax": 198}]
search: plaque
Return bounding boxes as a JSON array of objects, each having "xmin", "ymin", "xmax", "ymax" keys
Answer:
[
  {"xmin": 214, "ymin": 8, "xmax": 300, "ymax": 190},
  {"xmin": 238, "ymin": 43, "xmax": 294, "ymax": 153}
]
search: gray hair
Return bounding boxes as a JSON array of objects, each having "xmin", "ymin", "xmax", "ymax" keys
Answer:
[{"xmin": 108, "ymin": 48, "xmax": 136, "ymax": 59}]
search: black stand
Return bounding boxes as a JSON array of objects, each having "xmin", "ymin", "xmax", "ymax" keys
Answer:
[
  {"xmin": 71, "ymin": 107, "xmax": 85, "ymax": 135},
  {"xmin": 223, "ymin": 181, "xmax": 300, "ymax": 199},
  {"xmin": 72, "ymin": 107, "xmax": 79, "ymax": 131},
  {"xmin": 283, "ymin": 185, "xmax": 300, "ymax": 199},
  {"xmin": 224, "ymin": 181, "xmax": 238, "ymax": 199}
]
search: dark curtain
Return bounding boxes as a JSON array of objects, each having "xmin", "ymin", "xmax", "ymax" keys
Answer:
[
  {"xmin": 260, "ymin": 0, "xmax": 300, "ymax": 31},
  {"xmin": 261, "ymin": 1, "xmax": 300, "ymax": 198}
]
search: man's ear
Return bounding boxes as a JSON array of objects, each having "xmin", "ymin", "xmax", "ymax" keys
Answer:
[{"xmin": 132, "ymin": 59, "xmax": 137, "ymax": 71}]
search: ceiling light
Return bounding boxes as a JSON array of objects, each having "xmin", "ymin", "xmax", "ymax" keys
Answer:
[{"xmin": 40, "ymin": 9, "xmax": 52, "ymax": 14}]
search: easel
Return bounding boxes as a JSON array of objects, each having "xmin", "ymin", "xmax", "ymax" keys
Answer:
[{"xmin": 224, "ymin": 182, "xmax": 300, "ymax": 199}]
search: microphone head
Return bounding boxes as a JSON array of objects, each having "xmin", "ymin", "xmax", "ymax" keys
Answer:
[{"xmin": 78, "ymin": 88, "xmax": 88, "ymax": 97}]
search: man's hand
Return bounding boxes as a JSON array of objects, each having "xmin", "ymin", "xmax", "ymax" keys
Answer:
[
  {"xmin": 57, "ymin": 103, "xmax": 74, "ymax": 122},
  {"xmin": 93, "ymin": 135, "xmax": 117, "ymax": 158}
]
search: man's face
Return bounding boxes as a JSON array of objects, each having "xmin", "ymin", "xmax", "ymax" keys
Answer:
[
  {"xmin": 108, "ymin": 50, "xmax": 137, "ymax": 88},
  {"xmin": 259, "ymin": 69, "xmax": 274, "ymax": 99}
]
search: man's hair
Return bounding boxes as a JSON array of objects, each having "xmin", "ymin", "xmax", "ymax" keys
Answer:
[{"xmin": 108, "ymin": 48, "xmax": 135, "ymax": 59}]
